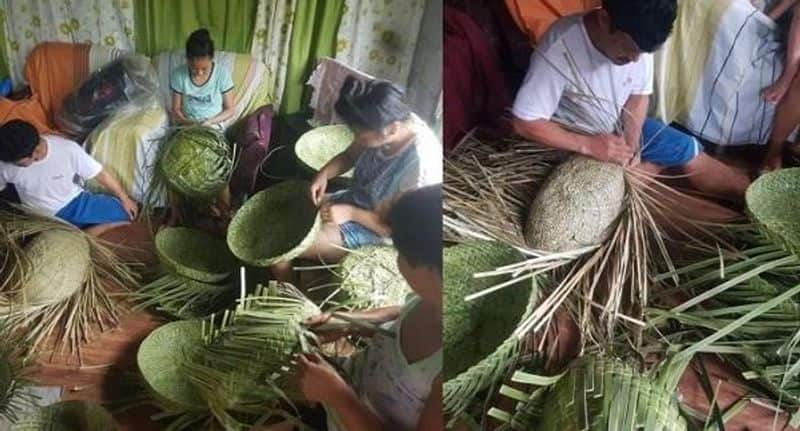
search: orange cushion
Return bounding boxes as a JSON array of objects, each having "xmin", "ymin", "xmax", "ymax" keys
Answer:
[{"xmin": 505, "ymin": 0, "xmax": 601, "ymax": 44}]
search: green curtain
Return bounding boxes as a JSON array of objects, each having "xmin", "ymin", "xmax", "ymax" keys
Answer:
[
  {"xmin": 0, "ymin": 8, "xmax": 9, "ymax": 80},
  {"xmin": 134, "ymin": 0, "xmax": 259, "ymax": 57},
  {"xmin": 280, "ymin": 0, "xmax": 344, "ymax": 115}
]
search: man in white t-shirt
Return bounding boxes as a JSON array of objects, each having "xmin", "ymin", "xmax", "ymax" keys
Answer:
[
  {"xmin": 0, "ymin": 120, "xmax": 138, "ymax": 236},
  {"xmin": 512, "ymin": 0, "xmax": 750, "ymax": 203}
]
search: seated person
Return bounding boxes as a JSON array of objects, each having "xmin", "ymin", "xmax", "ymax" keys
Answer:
[
  {"xmin": 0, "ymin": 120, "xmax": 137, "ymax": 236},
  {"xmin": 511, "ymin": 0, "xmax": 750, "ymax": 205},
  {"xmin": 295, "ymin": 185, "xmax": 442, "ymax": 431},
  {"xmin": 270, "ymin": 76, "xmax": 443, "ymax": 282},
  {"xmin": 168, "ymin": 28, "xmax": 235, "ymax": 223}
]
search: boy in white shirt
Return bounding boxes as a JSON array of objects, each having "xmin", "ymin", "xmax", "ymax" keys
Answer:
[
  {"xmin": 0, "ymin": 120, "xmax": 137, "ymax": 236},
  {"xmin": 512, "ymin": 0, "xmax": 750, "ymax": 203}
]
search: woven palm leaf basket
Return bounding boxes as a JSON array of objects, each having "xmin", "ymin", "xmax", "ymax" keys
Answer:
[
  {"xmin": 133, "ymin": 227, "xmax": 239, "ymax": 320},
  {"xmin": 294, "ymin": 124, "xmax": 354, "ymax": 179},
  {"xmin": 227, "ymin": 180, "xmax": 321, "ymax": 266},
  {"xmin": 10, "ymin": 400, "xmax": 116, "ymax": 431},
  {"xmin": 137, "ymin": 283, "xmax": 322, "ymax": 430},
  {"xmin": 157, "ymin": 126, "xmax": 235, "ymax": 201},
  {"xmin": 0, "ymin": 211, "xmax": 139, "ymax": 358},
  {"xmin": 488, "ymin": 355, "xmax": 689, "ymax": 431},
  {"xmin": 442, "ymin": 241, "xmax": 538, "ymax": 424},
  {"xmin": 335, "ymin": 245, "xmax": 411, "ymax": 309},
  {"xmin": 0, "ymin": 326, "xmax": 34, "ymax": 424}
]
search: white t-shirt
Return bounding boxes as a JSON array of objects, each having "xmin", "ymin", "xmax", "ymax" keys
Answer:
[
  {"xmin": 0, "ymin": 134, "xmax": 103, "ymax": 215},
  {"xmin": 512, "ymin": 13, "xmax": 654, "ymax": 135}
]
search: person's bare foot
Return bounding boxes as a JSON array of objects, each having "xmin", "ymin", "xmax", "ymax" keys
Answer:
[{"xmin": 763, "ymin": 75, "xmax": 793, "ymax": 103}]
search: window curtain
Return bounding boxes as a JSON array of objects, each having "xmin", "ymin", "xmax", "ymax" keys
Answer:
[
  {"xmin": 1, "ymin": 0, "xmax": 135, "ymax": 87},
  {"xmin": 250, "ymin": 0, "xmax": 297, "ymax": 112},
  {"xmin": 134, "ymin": 0, "xmax": 258, "ymax": 57},
  {"xmin": 280, "ymin": 0, "xmax": 344, "ymax": 115},
  {"xmin": 335, "ymin": 0, "xmax": 427, "ymax": 89}
]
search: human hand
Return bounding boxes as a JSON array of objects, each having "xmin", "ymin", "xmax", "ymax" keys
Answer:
[
  {"xmin": 304, "ymin": 313, "xmax": 353, "ymax": 344},
  {"xmin": 320, "ymin": 203, "xmax": 355, "ymax": 225},
  {"xmin": 120, "ymin": 196, "xmax": 138, "ymax": 220},
  {"xmin": 296, "ymin": 353, "xmax": 350, "ymax": 405},
  {"xmin": 309, "ymin": 174, "xmax": 328, "ymax": 206},
  {"xmin": 761, "ymin": 148, "xmax": 783, "ymax": 173},
  {"xmin": 587, "ymin": 134, "xmax": 636, "ymax": 166}
]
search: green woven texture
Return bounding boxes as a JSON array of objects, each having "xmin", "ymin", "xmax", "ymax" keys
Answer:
[
  {"xmin": 137, "ymin": 320, "xmax": 205, "ymax": 412},
  {"xmin": 443, "ymin": 241, "xmax": 531, "ymax": 381},
  {"xmin": 525, "ymin": 156, "xmax": 625, "ymax": 252},
  {"xmin": 227, "ymin": 180, "xmax": 321, "ymax": 266},
  {"xmin": 134, "ymin": 273, "xmax": 236, "ymax": 320},
  {"xmin": 509, "ymin": 356, "xmax": 686, "ymax": 431},
  {"xmin": 294, "ymin": 124, "xmax": 354, "ymax": 179},
  {"xmin": 745, "ymin": 167, "xmax": 800, "ymax": 256},
  {"xmin": 338, "ymin": 246, "xmax": 410, "ymax": 309},
  {"xmin": 10, "ymin": 400, "xmax": 115, "ymax": 431},
  {"xmin": 21, "ymin": 230, "xmax": 90, "ymax": 305},
  {"xmin": 158, "ymin": 126, "xmax": 233, "ymax": 200},
  {"xmin": 155, "ymin": 227, "xmax": 238, "ymax": 283}
]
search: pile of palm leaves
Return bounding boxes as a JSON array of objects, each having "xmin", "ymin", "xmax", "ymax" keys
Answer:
[
  {"xmin": 227, "ymin": 180, "xmax": 321, "ymax": 267},
  {"xmin": 294, "ymin": 124, "xmax": 354, "ymax": 179},
  {"xmin": 332, "ymin": 245, "xmax": 411, "ymax": 309},
  {"xmin": 646, "ymin": 168, "xmax": 800, "ymax": 426},
  {"xmin": 0, "ymin": 210, "xmax": 139, "ymax": 359},
  {"xmin": 10, "ymin": 400, "xmax": 116, "ymax": 430},
  {"xmin": 0, "ymin": 325, "xmax": 35, "ymax": 424},
  {"xmin": 133, "ymin": 227, "xmax": 239, "ymax": 319},
  {"xmin": 137, "ymin": 282, "xmax": 321, "ymax": 430}
]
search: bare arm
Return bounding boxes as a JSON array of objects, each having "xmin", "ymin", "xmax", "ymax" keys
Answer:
[
  {"xmin": 621, "ymin": 94, "xmax": 649, "ymax": 151},
  {"xmin": 768, "ymin": 0, "xmax": 799, "ymax": 19},
  {"xmin": 203, "ymin": 91, "xmax": 237, "ymax": 126},
  {"xmin": 94, "ymin": 170, "xmax": 137, "ymax": 219},
  {"xmin": 170, "ymin": 92, "xmax": 193, "ymax": 125},
  {"xmin": 319, "ymin": 142, "xmax": 360, "ymax": 180}
]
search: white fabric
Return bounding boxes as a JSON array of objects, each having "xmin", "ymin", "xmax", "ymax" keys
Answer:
[
  {"xmin": 512, "ymin": 14, "xmax": 653, "ymax": 135},
  {"xmin": 1, "ymin": 0, "xmax": 135, "ymax": 88},
  {"xmin": 307, "ymin": 57, "xmax": 374, "ymax": 126},
  {"xmin": 656, "ymin": 0, "xmax": 793, "ymax": 146},
  {"xmin": 250, "ymin": 0, "xmax": 297, "ymax": 109},
  {"xmin": 335, "ymin": 0, "xmax": 426, "ymax": 89},
  {"xmin": 0, "ymin": 135, "xmax": 102, "ymax": 215},
  {"xmin": 328, "ymin": 297, "xmax": 442, "ymax": 431}
]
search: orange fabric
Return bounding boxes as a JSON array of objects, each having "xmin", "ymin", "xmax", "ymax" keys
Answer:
[
  {"xmin": 505, "ymin": 0, "xmax": 600, "ymax": 44},
  {"xmin": 0, "ymin": 98, "xmax": 52, "ymax": 134},
  {"xmin": 23, "ymin": 42, "xmax": 90, "ymax": 124}
]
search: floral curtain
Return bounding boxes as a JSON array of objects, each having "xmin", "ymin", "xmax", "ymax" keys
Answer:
[
  {"xmin": 250, "ymin": 0, "xmax": 297, "ymax": 110},
  {"xmin": 335, "ymin": 0, "xmax": 427, "ymax": 89},
  {"xmin": 1, "ymin": 0, "xmax": 135, "ymax": 87}
]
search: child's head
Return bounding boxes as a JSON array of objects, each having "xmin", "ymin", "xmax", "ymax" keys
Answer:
[
  {"xmin": 0, "ymin": 120, "xmax": 45, "ymax": 167},
  {"xmin": 186, "ymin": 29, "xmax": 215, "ymax": 81},
  {"xmin": 595, "ymin": 0, "xmax": 677, "ymax": 64},
  {"xmin": 388, "ymin": 185, "xmax": 442, "ymax": 305},
  {"xmin": 334, "ymin": 76, "xmax": 412, "ymax": 148}
]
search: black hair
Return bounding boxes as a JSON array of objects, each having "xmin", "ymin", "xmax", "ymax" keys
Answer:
[
  {"xmin": 0, "ymin": 120, "xmax": 39, "ymax": 163},
  {"xmin": 334, "ymin": 75, "xmax": 411, "ymax": 132},
  {"xmin": 602, "ymin": 0, "xmax": 677, "ymax": 53},
  {"xmin": 186, "ymin": 28, "xmax": 214, "ymax": 59},
  {"xmin": 389, "ymin": 185, "xmax": 442, "ymax": 274}
]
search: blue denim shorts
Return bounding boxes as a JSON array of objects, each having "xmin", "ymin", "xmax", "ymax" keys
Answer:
[
  {"xmin": 327, "ymin": 190, "xmax": 390, "ymax": 249},
  {"xmin": 55, "ymin": 191, "xmax": 130, "ymax": 229},
  {"xmin": 640, "ymin": 118, "xmax": 703, "ymax": 167}
]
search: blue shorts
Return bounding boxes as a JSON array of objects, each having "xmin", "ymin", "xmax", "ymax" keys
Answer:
[
  {"xmin": 327, "ymin": 190, "xmax": 390, "ymax": 249},
  {"xmin": 55, "ymin": 191, "xmax": 130, "ymax": 229},
  {"xmin": 640, "ymin": 118, "xmax": 703, "ymax": 167}
]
